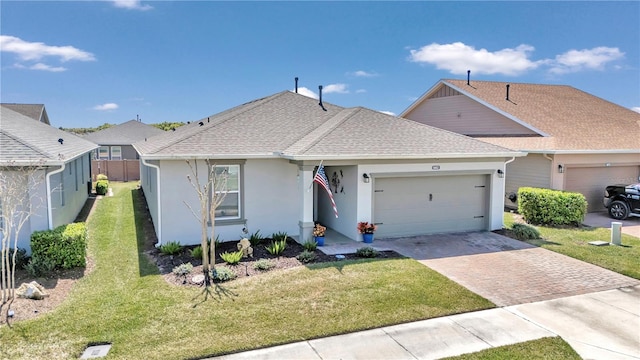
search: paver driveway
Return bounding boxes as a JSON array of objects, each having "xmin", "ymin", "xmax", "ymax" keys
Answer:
[{"xmin": 377, "ymin": 232, "xmax": 640, "ymax": 306}]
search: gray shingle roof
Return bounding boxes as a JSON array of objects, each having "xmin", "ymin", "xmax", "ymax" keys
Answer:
[
  {"xmin": 83, "ymin": 120, "xmax": 165, "ymax": 145},
  {"xmin": 134, "ymin": 91, "xmax": 519, "ymax": 160},
  {"xmin": 0, "ymin": 107, "xmax": 98, "ymax": 165},
  {"xmin": 0, "ymin": 103, "xmax": 50, "ymax": 124}
]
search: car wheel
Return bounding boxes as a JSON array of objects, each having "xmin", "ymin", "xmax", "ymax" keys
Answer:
[{"xmin": 609, "ymin": 200, "xmax": 629, "ymax": 220}]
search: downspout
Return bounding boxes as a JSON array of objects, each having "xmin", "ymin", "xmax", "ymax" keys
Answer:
[
  {"xmin": 543, "ymin": 153, "xmax": 554, "ymax": 188},
  {"xmin": 46, "ymin": 164, "xmax": 66, "ymax": 230},
  {"xmin": 141, "ymin": 158, "xmax": 162, "ymax": 247},
  {"xmin": 505, "ymin": 156, "xmax": 516, "ymax": 167}
]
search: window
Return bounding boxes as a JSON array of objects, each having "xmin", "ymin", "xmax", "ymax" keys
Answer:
[
  {"xmin": 211, "ymin": 165, "xmax": 241, "ymax": 220},
  {"xmin": 98, "ymin": 147, "xmax": 109, "ymax": 160},
  {"xmin": 110, "ymin": 146, "xmax": 122, "ymax": 160}
]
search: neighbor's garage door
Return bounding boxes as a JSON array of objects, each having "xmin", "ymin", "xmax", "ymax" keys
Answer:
[
  {"xmin": 565, "ymin": 166, "xmax": 640, "ymax": 212},
  {"xmin": 374, "ymin": 175, "xmax": 488, "ymax": 238}
]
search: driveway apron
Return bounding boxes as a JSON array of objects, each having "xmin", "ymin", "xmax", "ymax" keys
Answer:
[{"xmin": 377, "ymin": 232, "xmax": 640, "ymax": 306}]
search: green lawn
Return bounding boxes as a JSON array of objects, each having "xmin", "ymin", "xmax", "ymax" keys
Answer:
[
  {"xmin": 504, "ymin": 212, "xmax": 640, "ymax": 279},
  {"xmin": 0, "ymin": 182, "xmax": 494, "ymax": 360},
  {"xmin": 444, "ymin": 337, "xmax": 581, "ymax": 360}
]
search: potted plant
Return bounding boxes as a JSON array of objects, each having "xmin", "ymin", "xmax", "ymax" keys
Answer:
[
  {"xmin": 313, "ymin": 223, "xmax": 326, "ymax": 246},
  {"xmin": 357, "ymin": 221, "xmax": 377, "ymax": 243}
]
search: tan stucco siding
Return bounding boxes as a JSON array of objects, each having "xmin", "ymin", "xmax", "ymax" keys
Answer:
[
  {"xmin": 504, "ymin": 154, "xmax": 551, "ymax": 209},
  {"xmin": 404, "ymin": 94, "xmax": 537, "ymax": 136}
]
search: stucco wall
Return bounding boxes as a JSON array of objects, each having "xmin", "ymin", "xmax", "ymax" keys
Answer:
[
  {"xmin": 317, "ymin": 165, "xmax": 358, "ymax": 238},
  {"xmin": 51, "ymin": 155, "xmax": 91, "ymax": 228}
]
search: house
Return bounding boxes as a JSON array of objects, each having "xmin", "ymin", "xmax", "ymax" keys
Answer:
[
  {"xmin": 401, "ymin": 79, "xmax": 640, "ymax": 212},
  {"xmin": 134, "ymin": 90, "xmax": 522, "ymax": 246},
  {"xmin": 0, "ymin": 103, "xmax": 51, "ymax": 124},
  {"xmin": 0, "ymin": 106, "xmax": 98, "ymax": 252},
  {"xmin": 83, "ymin": 120, "xmax": 164, "ymax": 181}
]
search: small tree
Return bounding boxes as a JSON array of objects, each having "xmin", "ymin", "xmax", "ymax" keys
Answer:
[
  {"xmin": 184, "ymin": 159, "xmax": 229, "ymax": 288},
  {"xmin": 1, "ymin": 162, "xmax": 46, "ymax": 322}
]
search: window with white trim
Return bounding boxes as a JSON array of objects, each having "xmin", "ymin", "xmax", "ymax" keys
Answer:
[
  {"xmin": 98, "ymin": 146, "xmax": 109, "ymax": 160},
  {"xmin": 211, "ymin": 165, "xmax": 241, "ymax": 220},
  {"xmin": 110, "ymin": 146, "xmax": 122, "ymax": 160}
]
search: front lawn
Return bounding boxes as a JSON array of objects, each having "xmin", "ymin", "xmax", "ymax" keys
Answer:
[
  {"xmin": 504, "ymin": 212, "xmax": 640, "ymax": 279},
  {"xmin": 0, "ymin": 182, "xmax": 494, "ymax": 360},
  {"xmin": 444, "ymin": 336, "xmax": 581, "ymax": 359}
]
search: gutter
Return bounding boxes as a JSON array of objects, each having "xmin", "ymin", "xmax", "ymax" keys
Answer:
[
  {"xmin": 46, "ymin": 164, "xmax": 66, "ymax": 230},
  {"xmin": 141, "ymin": 158, "xmax": 162, "ymax": 247}
]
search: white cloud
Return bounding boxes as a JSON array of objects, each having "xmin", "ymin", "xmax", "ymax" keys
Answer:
[
  {"xmin": 409, "ymin": 42, "xmax": 539, "ymax": 76},
  {"xmin": 93, "ymin": 103, "xmax": 119, "ymax": 111},
  {"xmin": 355, "ymin": 89, "xmax": 367, "ymax": 93},
  {"xmin": 111, "ymin": 0, "xmax": 153, "ymax": 11},
  {"xmin": 379, "ymin": 110, "xmax": 396, "ymax": 116},
  {"xmin": 295, "ymin": 87, "xmax": 318, "ymax": 99},
  {"xmin": 0, "ymin": 35, "xmax": 95, "ymax": 62},
  {"xmin": 548, "ymin": 47, "xmax": 624, "ymax": 74},
  {"xmin": 323, "ymin": 83, "xmax": 349, "ymax": 94},
  {"xmin": 30, "ymin": 63, "xmax": 67, "ymax": 72},
  {"xmin": 631, "ymin": 107, "xmax": 640, "ymax": 114},
  {"xmin": 349, "ymin": 70, "xmax": 378, "ymax": 77}
]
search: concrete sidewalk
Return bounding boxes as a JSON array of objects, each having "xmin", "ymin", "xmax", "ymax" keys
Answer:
[{"xmin": 210, "ymin": 285, "xmax": 640, "ymax": 360}]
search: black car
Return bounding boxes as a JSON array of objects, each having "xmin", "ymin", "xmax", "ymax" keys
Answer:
[{"xmin": 604, "ymin": 183, "xmax": 640, "ymax": 220}]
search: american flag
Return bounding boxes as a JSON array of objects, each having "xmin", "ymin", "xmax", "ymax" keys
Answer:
[{"xmin": 314, "ymin": 164, "xmax": 338, "ymax": 218}]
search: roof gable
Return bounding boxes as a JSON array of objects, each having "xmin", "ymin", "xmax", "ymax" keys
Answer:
[
  {"xmin": 135, "ymin": 90, "xmax": 519, "ymax": 160},
  {"xmin": 0, "ymin": 107, "xmax": 98, "ymax": 165},
  {"xmin": 1, "ymin": 103, "xmax": 50, "ymax": 125},
  {"xmin": 404, "ymin": 79, "xmax": 640, "ymax": 151},
  {"xmin": 83, "ymin": 120, "xmax": 165, "ymax": 145}
]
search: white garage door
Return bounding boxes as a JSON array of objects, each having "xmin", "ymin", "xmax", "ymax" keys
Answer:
[
  {"xmin": 565, "ymin": 166, "xmax": 640, "ymax": 212},
  {"xmin": 374, "ymin": 175, "xmax": 489, "ymax": 238}
]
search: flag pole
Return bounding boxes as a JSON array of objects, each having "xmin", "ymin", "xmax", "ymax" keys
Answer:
[{"xmin": 307, "ymin": 160, "xmax": 323, "ymax": 191}]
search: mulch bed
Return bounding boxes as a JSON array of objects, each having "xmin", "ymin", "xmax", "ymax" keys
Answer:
[{"xmin": 145, "ymin": 239, "xmax": 403, "ymax": 287}]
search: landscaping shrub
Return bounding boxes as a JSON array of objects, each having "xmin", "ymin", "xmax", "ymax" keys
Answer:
[
  {"xmin": 248, "ymin": 230, "xmax": 264, "ymax": 246},
  {"xmin": 30, "ymin": 222, "xmax": 87, "ymax": 270},
  {"xmin": 96, "ymin": 174, "xmax": 109, "ymax": 181},
  {"xmin": 172, "ymin": 262, "xmax": 193, "ymax": 276},
  {"xmin": 95, "ymin": 180, "xmax": 109, "ymax": 195},
  {"xmin": 518, "ymin": 187, "xmax": 587, "ymax": 226},
  {"xmin": 252, "ymin": 258, "xmax": 274, "ymax": 271},
  {"xmin": 302, "ymin": 240, "xmax": 318, "ymax": 252},
  {"xmin": 296, "ymin": 250, "xmax": 316, "ymax": 263},
  {"xmin": 160, "ymin": 241, "xmax": 182, "ymax": 255},
  {"xmin": 265, "ymin": 239, "xmax": 287, "ymax": 256},
  {"xmin": 356, "ymin": 246, "xmax": 379, "ymax": 258},
  {"xmin": 212, "ymin": 266, "xmax": 237, "ymax": 282},
  {"xmin": 189, "ymin": 246, "xmax": 203, "ymax": 260},
  {"xmin": 7, "ymin": 248, "xmax": 29, "ymax": 269},
  {"xmin": 24, "ymin": 253, "xmax": 56, "ymax": 277},
  {"xmin": 271, "ymin": 231, "xmax": 288, "ymax": 242},
  {"xmin": 511, "ymin": 223, "xmax": 541, "ymax": 240},
  {"xmin": 220, "ymin": 250, "xmax": 243, "ymax": 265}
]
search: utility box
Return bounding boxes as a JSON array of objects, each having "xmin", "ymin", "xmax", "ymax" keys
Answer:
[{"xmin": 611, "ymin": 222, "xmax": 622, "ymax": 245}]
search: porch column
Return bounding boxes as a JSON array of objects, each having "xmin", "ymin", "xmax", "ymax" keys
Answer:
[{"xmin": 298, "ymin": 164, "xmax": 315, "ymax": 243}]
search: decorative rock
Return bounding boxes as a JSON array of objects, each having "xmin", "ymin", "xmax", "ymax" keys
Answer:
[
  {"xmin": 237, "ymin": 238, "xmax": 254, "ymax": 258},
  {"xmin": 16, "ymin": 281, "xmax": 49, "ymax": 300},
  {"xmin": 191, "ymin": 274, "xmax": 205, "ymax": 284}
]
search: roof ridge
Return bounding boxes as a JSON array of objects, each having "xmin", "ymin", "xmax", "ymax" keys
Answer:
[
  {"xmin": 146, "ymin": 92, "xmax": 289, "ymax": 155},
  {"xmin": 282, "ymin": 107, "xmax": 360, "ymax": 156}
]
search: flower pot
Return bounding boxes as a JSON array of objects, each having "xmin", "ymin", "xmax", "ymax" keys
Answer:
[
  {"xmin": 315, "ymin": 236, "xmax": 325, "ymax": 246},
  {"xmin": 362, "ymin": 233, "xmax": 374, "ymax": 243}
]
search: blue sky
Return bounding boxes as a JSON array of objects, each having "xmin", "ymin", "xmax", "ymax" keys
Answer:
[{"xmin": 1, "ymin": 1, "xmax": 638, "ymax": 128}]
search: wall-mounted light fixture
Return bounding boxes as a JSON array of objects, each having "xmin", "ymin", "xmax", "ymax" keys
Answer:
[
  {"xmin": 558, "ymin": 164, "xmax": 564, "ymax": 173},
  {"xmin": 363, "ymin": 173, "xmax": 370, "ymax": 183},
  {"xmin": 497, "ymin": 169, "xmax": 504, "ymax": 178}
]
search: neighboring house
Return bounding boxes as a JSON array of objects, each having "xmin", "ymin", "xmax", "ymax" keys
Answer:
[
  {"xmin": 0, "ymin": 106, "xmax": 98, "ymax": 252},
  {"xmin": 84, "ymin": 120, "xmax": 164, "ymax": 181},
  {"xmin": 134, "ymin": 90, "xmax": 522, "ymax": 246},
  {"xmin": 0, "ymin": 103, "xmax": 51, "ymax": 124},
  {"xmin": 401, "ymin": 79, "xmax": 640, "ymax": 212}
]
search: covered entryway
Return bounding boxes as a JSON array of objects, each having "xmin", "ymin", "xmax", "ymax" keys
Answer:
[
  {"xmin": 373, "ymin": 174, "xmax": 489, "ymax": 238},
  {"xmin": 565, "ymin": 165, "xmax": 640, "ymax": 212}
]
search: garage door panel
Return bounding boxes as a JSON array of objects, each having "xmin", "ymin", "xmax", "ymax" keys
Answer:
[
  {"xmin": 374, "ymin": 175, "xmax": 488, "ymax": 237},
  {"xmin": 566, "ymin": 166, "xmax": 640, "ymax": 212}
]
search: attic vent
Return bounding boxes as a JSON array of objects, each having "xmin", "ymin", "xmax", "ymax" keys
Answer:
[
  {"xmin": 199, "ymin": 121, "xmax": 204, "ymax": 126},
  {"xmin": 58, "ymin": 138, "xmax": 64, "ymax": 145},
  {"xmin": 295, "ymin": 77, "xmax": 299, "ymax": 93},
  {"xmin": 318, "ymin": 85, "xmax": 327, "ymax": 111},
  {"xmin": 467, "ymin": 70, "xmax": 470, "ymax": 85},
  {"xmin": 506, "ymin": 84, "xmax": 510, "ymax": 101}
]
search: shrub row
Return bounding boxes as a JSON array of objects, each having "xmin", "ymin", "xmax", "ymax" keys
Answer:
[
  {"xmin": 28, "ymin": 223, "xmax": 87, "ymax": 276},
  {"xmin": 517, "ymin": 187, "xmax": 587, "ymax": 226}
]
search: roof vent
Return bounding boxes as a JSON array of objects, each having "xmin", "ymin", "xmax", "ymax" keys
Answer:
[
  {"xmin": 505, "ymin": 84, "xmax": 510, "ymax": 101},
  {"xmin": 318, "ymin": 85, "xmax": 327, "ymax": 111},
  {"xmin": 207, "ymin": 117, "xmax": 210, "ymax": 123},
  {"xmin": 172, "ymin": 128, "xmax": 176, "ymax": 131},
  {"xmin": 199, "ymin": 121, "xmax": 204, "ymax": 126},
  {"xmin": 58, "ymin": 138, "xmax": 64, "ymax": 145},
  {"xmin": 467, "ymin": 70, "xmax": 471, "ymax": 85},
  {"xmin": 295, "ymin": 77, "xmax": 299, "ymax": 93}
]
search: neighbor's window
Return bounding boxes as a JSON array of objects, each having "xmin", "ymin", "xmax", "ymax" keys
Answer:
[
  {"xmin": 98, "ymin": 146, "xmax": 109, "ymax": 160},
  {"xmin": 110, "ymin": 146, "xmax": 122, "ymax": 160},
  {"xmin": 211, "ymin": 164, "xmax": 241, "ymax": 220}
]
